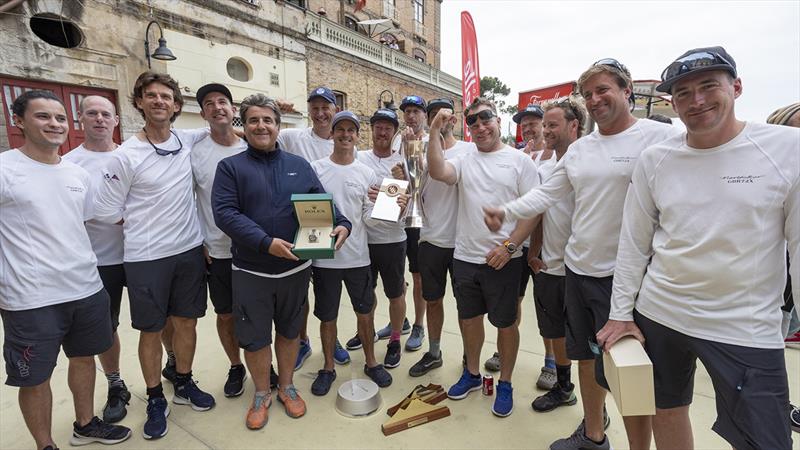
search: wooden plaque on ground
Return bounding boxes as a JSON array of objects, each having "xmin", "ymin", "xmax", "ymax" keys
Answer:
[
  {"xmin": 386, "ymin": 383, "xmax": 447, "ymax": 417},
  {"xmin": 381, "ymin": 399, "xmax": 450, "ymax": 436}
]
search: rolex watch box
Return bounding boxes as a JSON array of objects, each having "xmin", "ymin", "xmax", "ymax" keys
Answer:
[
  {"xmin": 371, "ymin": 178, "xmax": 408, "ymax": 222},
  {"xmin": 603, "ymin": 337, "xmax": 656, "ymax": 416},
  {"xmin": 291, "ymin": 193, "xmax": 335, "ymax": 260}
]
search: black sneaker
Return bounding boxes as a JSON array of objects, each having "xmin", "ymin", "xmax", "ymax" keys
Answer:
[
  {"xmin": 310, "ymin": 369, "xmax": 337, "ymax": 396},
  {"xmin": 531, "ymin": 383, "xmax": 577, "ymax": 412},
  {"xmin": 364, "ymin": 364, "xmax": 392, "ymax": 387},
  {"xmin": 384, "ymin": 341, "xmax": 401, "ymax": 368},
  {"xmin": 408, "ymin": 351, "xmax": 443, "ymax": 377},
  {"xmin": 42, "ymin": 446, "xmax": 59, "ymax": 450},
  {"xmin": 224, "ymin": 364, "xmax": 247, "ymax": 398},
  {"xmin": 790, "ymin": 403, "xmax": 799, "ymax": 433},
  {"xmin": 270, "ymin": 364, "xmax": 279, "ymax": 389},
  {"xmin": 161, "ymin": 363, "xmax": 177, "ymax": 384},
  {"xmin": 102, "ymin": 382, "xmax": 131, "ymax": 423},
  {"xmin": 69, "ymin": 416, "xmax": 132, "ymax": 446}
]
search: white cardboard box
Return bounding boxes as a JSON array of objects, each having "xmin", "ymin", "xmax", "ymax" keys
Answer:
[{"xmin": 603, "ymin": 337, "xmax": 655, "ymax": 416}]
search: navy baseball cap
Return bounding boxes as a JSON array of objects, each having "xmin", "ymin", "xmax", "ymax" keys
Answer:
[
  {"xmin": 331, "ymin": 111, "xmax": 360, "ymax": 131},
  {"xmin": 400, "ymin": 95, "xmax": 427, "ymax": 111},
  {"xmin": 512, "ymin": 104, "xmax": 544, "ymax": 124},
  {"xmin": 308, "ymin": 86, "xmax": 337, "ymax": 104},
  {"xmin": 657, "ymin": 46, "xmax": 737, "ymax": 94},
  {"xmin": 426, "ymin": 98, "xmax": 454, "ymax": 115},
  {"xmin": 369, "ymin": 108, "xmax": 400, "ymax": 128},
  {"xmin": 197, "ymin": 83, "xmax": 233, "ymax": 106}
]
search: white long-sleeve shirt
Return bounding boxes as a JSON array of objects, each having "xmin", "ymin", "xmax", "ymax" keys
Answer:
[
  {"xmin": 610, "ymin": 122, "xmax": 800, "ymax": 349},
  {"xmin": 503, "ymin": 119, "xmax": 678, "ymax": 277},
  {"xmin": 93, "ymin": 129, "xmax": 207, "ymax": 262}
]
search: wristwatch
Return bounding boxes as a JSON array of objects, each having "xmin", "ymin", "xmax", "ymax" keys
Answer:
[{"xmin": 502, "ymin": 239, "xmax": 517, "ymax": 254}]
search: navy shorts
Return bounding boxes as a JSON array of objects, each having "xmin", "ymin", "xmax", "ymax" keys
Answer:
[
  {"xmin": 532, "ymin": 272, "xmax": 567, "ymax": 339},
  {"xmin": 418, "ymin": 242, "xmax": 454, "ymax": 301},
  {"xmin": 518, "ymin": 247, "xmax": 534, "ymax": 297},
  {"xmin": 312, "ymin": 266, "xmax": 374, "ymax": 321},
  {"xmin": 208, "ymin": 258, "xmax": 233, "ymax": 314},
  {"xmin": 124, "ymin": 246, "xmax": 207, "ymax": 332},
  {"xmin": 2, "ymin": 290, "xmax": 113, "ymax": 387},
  {"xmin": 405, "ymin": 228, "xmax": 420, "ymax": 273},
  {"xmin": 98, "ymin": 264, "xmax": 126, "ymax": 331},
  {"xmin": 368, "ymin": 242, "xmax": 407, "ymax": 299},
  {"xmin": 453, "ymin": 258, "xmax": 522, "ymax": 328},
  {"xmin": 635, "ymin": 310, "xmax": 791, "ymax": 450}
]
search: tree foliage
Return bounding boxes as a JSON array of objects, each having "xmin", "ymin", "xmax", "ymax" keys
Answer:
[{"xmin": 480, "ymin": 76, "xmax": 517, "ymax": 115}]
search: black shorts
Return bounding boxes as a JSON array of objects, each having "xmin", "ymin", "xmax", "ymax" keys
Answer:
[
  {"xmin": 518, "ymin": 247, "xmax": 534, "ymax": 297},
  {"xmin": 124, "ymin": 246, "xmax": 207, "ymax": 332},
  {"xmin": 232, "ymin": 267, "xmax": 310, "ymax": 351},
  {"xmin": 368, "ymin": 242, "xmax": 407, "ymax": 299},
  {"xmin": 312, "ymin": 266, "xmax": 374, "ymax": 321},
  {"xmin": 533, "ymin": 272, "xmax": 567, "ymax": 339},
  {"xmin": 635, "ymin": 310, "xmax": 791, "ymax": 450},
  {"xmin": 453, "ymin": 258, "xmax": 522, "ymax": 328},
  {"xmin": 208, "ymin": 258, "xmax": 233, "ymax": 314},
  {"xmin": 418, "ymin": 242, "xmax": 454, "ymax": 301},
  {"xmin": 405, "ymin": 228, "xmax": 420, "ymax": 273},
  {"xmin": 2, "ymin": 290, "xmax": 113, "ymax": 387},
  {"xmin": 98, "ymin": 264, "xmax": 126, "ymax": 332}
]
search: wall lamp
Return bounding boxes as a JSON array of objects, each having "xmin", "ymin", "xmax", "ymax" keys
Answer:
[
  {"xmin": 144, "ymin": 20, "xmax": 176, "ymax": 69},
  {"xmin": 378, "ymin": 89, "xmax": 396, "ymax": 110}
]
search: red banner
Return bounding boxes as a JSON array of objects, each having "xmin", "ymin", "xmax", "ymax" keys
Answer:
[
  {"xmin": 355, "ymin": 0, "xmax": 366, "ymax": 12},
  {"xmin": 515, "ymin": 81, "xmax": 576, "ymax": 143},
  {"xmin": 460, "ymin": 11, "xmax": 480, "ymax": 142}
]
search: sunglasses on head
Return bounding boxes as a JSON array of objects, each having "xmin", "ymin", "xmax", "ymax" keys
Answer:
[
  {"xmin": 466, "ymin": 109, "xmax": 496, "ymax": 127},
  {"xmin": 593, "ymin": 58, "xmax": 628, "ymax": 74},
  {"xmin": 661, "ymin": 51, "xmax": 735, "ymax": 82}
]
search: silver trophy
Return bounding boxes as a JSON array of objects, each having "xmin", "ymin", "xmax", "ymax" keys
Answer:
[{"xmin": 401, "ymin": 139, "xmax": 428, "ymax": 228}]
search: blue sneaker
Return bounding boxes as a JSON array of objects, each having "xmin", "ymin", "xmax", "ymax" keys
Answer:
[
  {"xmin": 143, "ymin": 397, "xmax": 169, "ymax": 440},
  {"xmin": 174, "ymin": 379, "xmax": 216, "ymax": 411},
  {"xmin": 405, "ymin": 324, "xmax": 425, "ymax": 351},
  {"xmin": 376, "ymin": 318, "xmax": 411, "ymax": 340},
  {"xmin": 295, "ymin": 339, "xmax": 312, "ymax": 371},
  {"xmin": 447, "ymin": 368, "xmax": 482, "ymax": 400},
  {"xmin": 492, "ymin": 380, "xmax": 514, "ymax": 417},
  {"xmin": 334, "ymin": 339, "xmax": 351, "ymax": 365}
]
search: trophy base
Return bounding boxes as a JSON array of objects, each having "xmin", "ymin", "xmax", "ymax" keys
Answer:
[{"xmin": 403, "ymin": 216, "xmax": 424, "ymax": 228}]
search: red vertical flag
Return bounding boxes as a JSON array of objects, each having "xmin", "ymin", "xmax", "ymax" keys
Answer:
[{"xmin": 460, "ymin": 11, "xmax": 480, "ymax": 142}]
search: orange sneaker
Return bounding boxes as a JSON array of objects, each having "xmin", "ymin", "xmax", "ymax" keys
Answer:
[
  {"xmin": 277, "ymin": 385, "xmax": 306, "ymax": 418},
  {"xmin": 246, "ymin": 394, "xmax": 271, "ymax": 430}
]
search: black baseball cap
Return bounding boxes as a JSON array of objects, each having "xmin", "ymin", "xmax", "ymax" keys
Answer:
[
  {"xmin": 512, "ymin": 104, "xmax": 544, "ymax": 124},
  {"xmin": 400, "ymin": 95, "xmax": 427, "ymax": 111},
  {"xmin": 308, "ymin": 86, "xmax": 337, "ymax": 104},
  {"xmin": 196, "ymin": 83, "xmax": 233, "ymax": 106},
  {"xmin": 370, "ymin": 108, "xmax": 399, "ymax": 128},
  {"xmin": 657, "ymin": 46, "xmax": 737, "ymax": 94},
  {"xmin": 331, "ymin": 110, "xmax": 360, "ymax": 131},
  {"xmin": 426, "ymin": 98, "xmax": 454, "ymax": 115}
]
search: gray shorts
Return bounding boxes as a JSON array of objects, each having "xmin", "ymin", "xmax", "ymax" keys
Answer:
[
  {"xmin": 453, "ymin": 258, "xmax": 522, "ymax": 328},
  {"xmin": 232, "ymin": 267, "xmax": 310, "ymax": 352},
  {"xmin": 635, "ymin": 310, "xmax": 791, "ymax": 450},
  {"xmin": 312, "ymin": 266, "xmax": 373, "ymax": 321},
  {"xmin": 98, "ymin": 264, "xmax": 126, "ymax": 332},
  {"xmin": 2, "ymin": 289, "xmax": 113, "ymax": 387},
  {"xmin": 124, "ymin": 246, "xmax": 207, "ymax": 332}
]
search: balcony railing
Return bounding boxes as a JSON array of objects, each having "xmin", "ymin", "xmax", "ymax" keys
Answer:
[
  {"xmin": 383, "ymin": 0, "xmax": 397, "ymax": 20},
  {"xmin": 306, "ymin": 12, "xmax": 460, "ymax": 95}
]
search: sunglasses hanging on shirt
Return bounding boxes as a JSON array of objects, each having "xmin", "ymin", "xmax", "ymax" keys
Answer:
[{"xmin": 144, "ymin": 129, "xmax": 183, "ymax": 156}]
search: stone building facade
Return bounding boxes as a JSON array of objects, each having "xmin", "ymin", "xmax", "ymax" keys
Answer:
[{"xmin": 0, "ymin": 0, "xmax": 461, "ymax": 152}]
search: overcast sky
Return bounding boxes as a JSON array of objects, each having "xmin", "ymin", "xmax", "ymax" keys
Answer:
[{"xmin": 439, "ymin": 0, "xmax": 800, "ymax": 125}]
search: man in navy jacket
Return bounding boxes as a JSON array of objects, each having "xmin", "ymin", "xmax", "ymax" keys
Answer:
[{"xmin": 212, "ymin": 93, "xmax": 350, "ymax": 429}]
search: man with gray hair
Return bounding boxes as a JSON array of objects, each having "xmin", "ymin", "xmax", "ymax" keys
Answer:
[{"xmin": 212, "ymin": 93, "xmax": 351, "ymax": 429}]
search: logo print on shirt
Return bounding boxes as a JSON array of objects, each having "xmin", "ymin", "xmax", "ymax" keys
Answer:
[
  {"xmin": 103, "ymin": 173, "xmax": 120, "ymax": 181},
  {"xmin": 66, "ymin": 185, "xmax": 84, "ymax": 193},
  {"xmin": 720, "ymin": 175, "xmax": 764, "ymax": 184},
  {"xmin": 611, "ymin": 156, "xmax": 636, "ymax": 164}
]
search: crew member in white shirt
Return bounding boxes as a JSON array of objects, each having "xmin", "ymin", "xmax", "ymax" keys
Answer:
[
  {"xmin": 514, "ymin": 103, "xmax": 546, "ymax": 155},
  {"xmin": 428, "ymin": 98, "xmax": 539, "ymax": 418},
  {"xmin": 597, "ymin": 46, "xmax": 798, "ymax": 450},
  {"xmin": 190, "ymin": 83, "xmax": 249, "ymax": 397},
  {"xmin": 276, "ymin": 86, "xmax": 340, "ymax": 369},
  {"xmin": 94, "ymin": 72, "xmax": 214, "ymax": 440},
  {"xmin": 400, "ymin": 98, "xmax": 475, "ymax": 377},
  {"xmin": 1, "ymin": 90, "xmax": 131, "ymax": 450},
  {"xmin": 351, "ymin": 108, "xmax": 408, "ymax": 368},
  {"xmin": 309, "ymin": 111, "xmax": 400, "ymax": 396},
  {"xmin": 484, "ymin": 59, "xmax": 678, "ymax": 450},
  {"xmin": 527, "ymin": 97, "xmax": 587, "ymax": 414},
  {"xmin": 64, "ymin": 96, "xmax": 131, "ymax": 424}
]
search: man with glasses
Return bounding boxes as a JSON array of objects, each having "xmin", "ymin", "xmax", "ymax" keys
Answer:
[
  {"xmin": 2, "ymin": 90, "xmax": 132, "ymax": 450},
  {"xmin": 514, "ymin": 104, "xmax": 546, "ymax": 156},
  {"xmin": 94, "ymin": 71, "xmax": 214, "ymax": 440},
  {"xmin": 528, "ymin": 97, "xmax": 588, "ymax": 414},
  {"xmin": 597, "ymin": 46, "xmax": 797, "ymax": 450},
  {"xmin": 189, "ymin": 83, "xmax": 248, "ymax": 398},
  {"xmin": 213, "ymin": 94, "xmax": 351, "ymax": 427},
  {"xmin": 428, "ymin": 98, "xmax": 539, "ymax": 417},
  {"xmin": 485, "ymin": 59, "xmax": 677, "ymax": 450},
  {"xmin": 404, "ymin": 98, "xmax": 475, "ymax": 377},
  {"xmin": 64, "ymin": 96, "xmax": 132, "ymax": 424}
]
